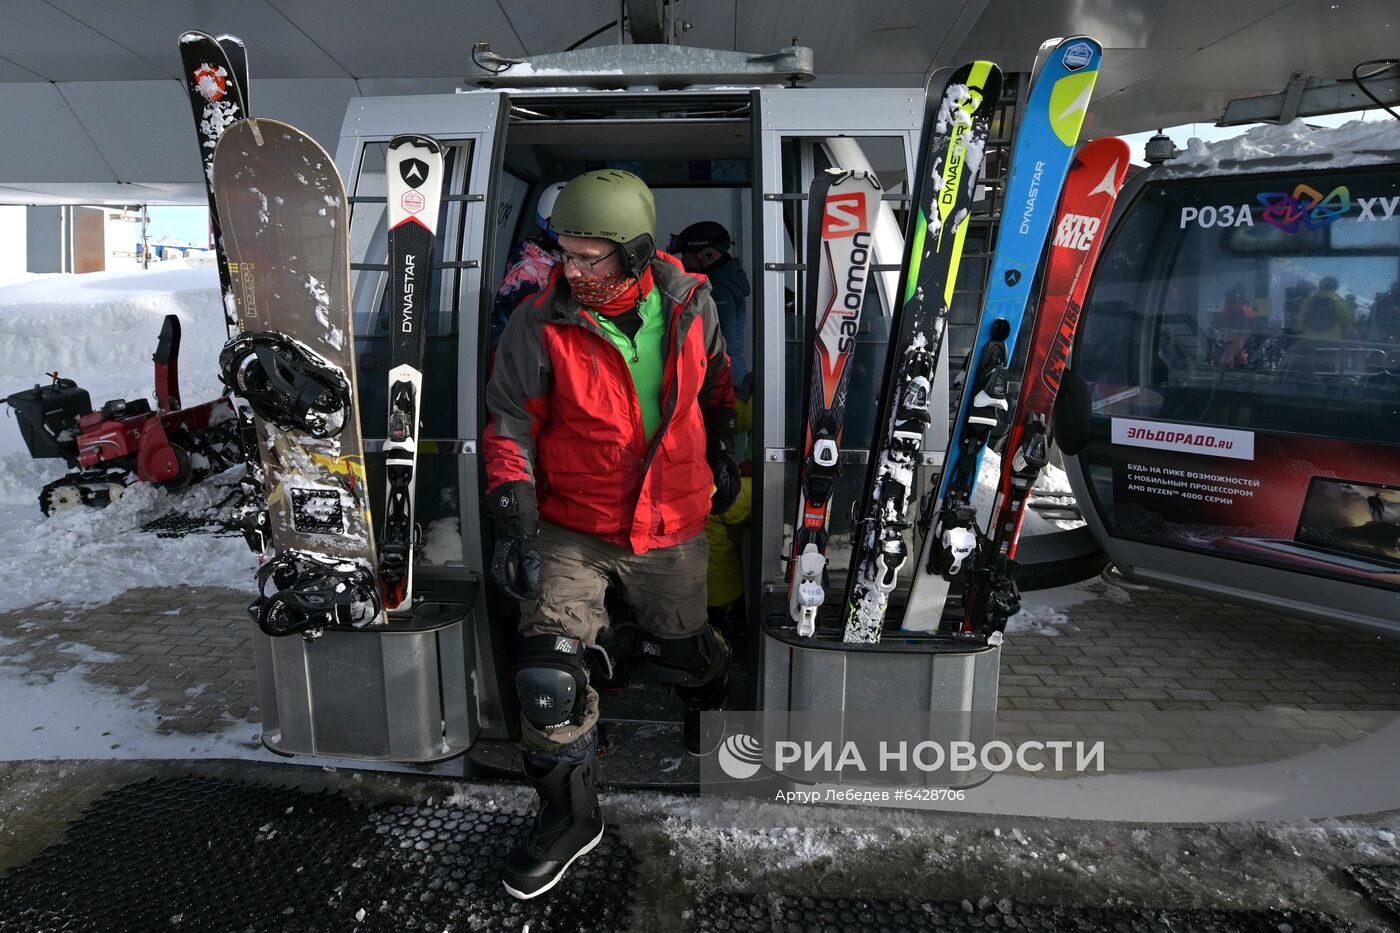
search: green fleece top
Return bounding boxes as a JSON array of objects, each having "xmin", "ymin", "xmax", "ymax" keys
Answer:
[{"xmin": 595, "ymin": 287, "xmax": 665, "ymax": 442}]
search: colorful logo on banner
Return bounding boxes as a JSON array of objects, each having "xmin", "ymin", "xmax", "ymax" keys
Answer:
[{"xmin": 1257, "ymin": 183, "xmax": 1351, "ymax": 234}]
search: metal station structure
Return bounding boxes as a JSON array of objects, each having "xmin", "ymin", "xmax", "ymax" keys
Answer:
[{"xmin": 245, "ymin": 22, "xmax": 1400, "ymax": 780}]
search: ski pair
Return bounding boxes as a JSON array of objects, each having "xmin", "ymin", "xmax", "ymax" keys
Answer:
[
  {"xmin": 209, "ymin": 117, "xmax": 444, "ymax": 635},
  {"xmin": 786, "ymin": 168, "xmax": 882, "ymax": 636},
  {"xmin": 179, "ymin": 32, "xmax": 271, "ymax": 558},
  {"xmin": 827, "ymin": 61, "xmax": 1002, "ymax": 642},
  {"xmin": 958, "ymin": 137, "xmax": 1129, "ymax": 637},
  {"xmin": 901, "ymin": 37, "xmax": 1104, "ymax": 634},
  {"xmin": 178, "ymin": 31, "xmax": 250, "ymax": 337}
]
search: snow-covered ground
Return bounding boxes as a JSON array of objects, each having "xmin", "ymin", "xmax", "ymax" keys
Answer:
[{"xmin": 0, "ymin": 263, "xmax": 257, "ymax": 614}]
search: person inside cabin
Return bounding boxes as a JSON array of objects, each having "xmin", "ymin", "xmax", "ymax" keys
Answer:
[
  {"xmin": 482, "ymin": 169, "xmax": 740, "ymax": 900},
  {"xmin": 1284, "ymin": 280, "xmax": 1316, "ymax": 335},
  {"xmin": 704, "ymin": 394, "xmax": 753, "ymax": 641},
  {"xmin": 1369, "ymin": 289, "xmax": 1400, "ymax": 344},
  {"xmin": 669, "ymin": 220, "xmax": 752, "ymax": 389},
  {"xmin": 1298, "ymin": 276, "xmax": 1354, "ymax": 340},
  {"xmin": 489, "ymin": 181, "xmax": 567, "ymax": 353},
  {"xmin": 666, "ymin": 222, "xmax": 755, "ymax": 640},
  {"xmin": 1213, "ymin": 284, "xmax": 1259, "ymax": 368}
]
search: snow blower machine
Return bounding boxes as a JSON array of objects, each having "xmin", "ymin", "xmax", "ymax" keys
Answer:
[{"xmin": 4, "ymin": 314, "xmax": 244, "ymax": 515}]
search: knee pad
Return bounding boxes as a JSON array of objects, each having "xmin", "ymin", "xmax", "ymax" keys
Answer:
[
  {"xmin": 640, "ymin": 627, "xmax": 730, "ymax": 688},
  {"xmin": 515, "ymin": 634, "xmax": 589, "ymax": 733}
]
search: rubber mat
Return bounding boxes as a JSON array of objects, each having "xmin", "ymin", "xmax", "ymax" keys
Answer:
[
  {"xmin": 0, "ymin": 776, "xmax": 636, "ymax": 933},
  {"xmin": 690, "ymin": 892, "xmax": 1352, "ymax": 932},
  {"xmin": 1345, "ymin": 864, "xmax": 1400, "ymax": 924}
]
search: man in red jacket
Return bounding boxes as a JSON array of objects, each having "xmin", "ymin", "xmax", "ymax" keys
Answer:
[{"xmin": 483, "ymin": 169, "xmax": 740, "ymax": 899}]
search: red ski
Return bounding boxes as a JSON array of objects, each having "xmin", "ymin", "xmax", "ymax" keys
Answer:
[{"xmin": 962, "ymin": 136, "xmax": 1130, "ymax": 636}]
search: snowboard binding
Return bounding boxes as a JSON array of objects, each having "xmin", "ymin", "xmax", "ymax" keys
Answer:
[
  {"xmin": 250, "ymin": 550, "xmax": 382, "ymax": 637},
  {"xmin": 219, "ymin": 332, "xmax": 351, "ymax": 439}
]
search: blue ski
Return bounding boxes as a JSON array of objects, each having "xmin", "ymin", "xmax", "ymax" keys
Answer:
[{"xmin": 902, "ymin": 36, "xmax": 1102, "ymax": 630}]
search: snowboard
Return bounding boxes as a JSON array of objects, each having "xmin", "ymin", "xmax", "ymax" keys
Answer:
[
  {"xmin": 840, "ymin": 61, "xmax": 1002, "ymax": 643},
  {"xmin": 213, "ymin": 118, "xmax": 381, "ymax": 636},
  {"xmin": 903, "ymin": 36, "xmax": 1102, "ymax": 630},
  {"xmin": 960, "ymin": 136, "xmax": 1129, "ymax": 636},
  {"xmin": 380, "ymin": 134, "xmax": 445, "ymax": 613},
  {"xmin": 787, "ymin": 167, "xmax": 881, "ymax": 636}
]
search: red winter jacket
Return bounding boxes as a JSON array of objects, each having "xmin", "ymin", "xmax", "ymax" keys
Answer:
[{"xmin": 484, "ymin": 252, "xmax": 736, "ymax": 553}]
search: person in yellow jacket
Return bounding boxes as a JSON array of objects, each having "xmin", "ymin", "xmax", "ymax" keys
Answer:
[
  {"xmin": 1299, "ymin": 276, "xmax": 1354, "ymax": 340},
  {"xmin": 706, "ymin": 394, "xmax": 753, "ymax": 638}
]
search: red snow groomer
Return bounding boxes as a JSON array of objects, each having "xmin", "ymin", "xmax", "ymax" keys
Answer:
[{"xmin": 5, "ymin": 314, "xmax": 243, "ymax": 515}]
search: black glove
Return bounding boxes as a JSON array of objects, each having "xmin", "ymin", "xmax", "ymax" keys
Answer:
[
  {"xmin": 486, "ymin": 480, "xmax": 542, "ymax": 601},
  {"xmin": 703, "ymin": 407, "xmax": 742, "ymax": 515}
]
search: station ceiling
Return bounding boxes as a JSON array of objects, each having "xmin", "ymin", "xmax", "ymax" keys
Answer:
[{"xmin": 0, "ymin": 0, "xmax": 1394, "ymax": 204}]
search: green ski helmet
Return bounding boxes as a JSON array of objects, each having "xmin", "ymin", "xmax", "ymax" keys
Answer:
[{"xmin": 550, "ymin": 169, "xmax": 656, "ymax": 277}]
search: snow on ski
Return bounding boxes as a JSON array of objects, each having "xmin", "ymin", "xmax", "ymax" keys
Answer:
[
  {"xmin": 960, "ymin": 136, "xmax": 1129, "ymax": 638},
  {"xmin": 380, "ymin": 135, "xmax": 445, "ymax": 613},
  {"xmin": 840, "ymin": 61, "xmax": 1002, "ymax": 644},
  {"xmin": 216, "ymin": 34, "xmax": 250, "ymax": 115},
  {"xmin": 903, "ymin": 36, "xmax": 1102, "ymax": 632},
  {"xmin": 787, "ymin": 168, "xmax": 881, "ymax": 636},
  {"xmin": 178, "ymin": 31, "xmax": 248, "ymax": 336}
]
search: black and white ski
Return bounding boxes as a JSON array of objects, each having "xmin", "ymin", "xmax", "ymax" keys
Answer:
[
  {"xmin": 178, "ymin": 30, "xmax": 248, "ymax": 336},
  {"xmin": 787, "ymin": 168, "xmax": 881, "ymax": 636},
  {"xmin": 216, "ymin": 34, "xmax": 250, "ymax": 115},
  {"xmin": 180, "ymin": 30, "xmax": 270, "ymax": 554},
  {"xmin": 840, "ymin": 61, "xmax": 1001, "ymax": 643},
  {"xmin": 380, "ymin": 135, "xmax": 445, "ymax": 613}
]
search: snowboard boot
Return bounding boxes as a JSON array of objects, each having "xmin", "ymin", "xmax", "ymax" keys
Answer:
[
  {"xmin": 501, "ymin": 746, "xmax": 605, "ymax": 900},
  {"xmin": 678, "ymin": 640, "xmax": 732, "ymax": 757},
  {"xmin": 707, "ymin": 598, "xmax": 749, "ymax": 646}
]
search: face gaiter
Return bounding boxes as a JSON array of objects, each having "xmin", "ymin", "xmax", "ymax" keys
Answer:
[
  {"xmin": 570, "ymin": 267, "xmax": 656, "ymax": 316},
  {"xmin": 568, "ymin": 270, "xmax": 634, "ymax": 309}
]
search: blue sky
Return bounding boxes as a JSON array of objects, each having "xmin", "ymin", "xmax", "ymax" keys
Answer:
[{"xmin": 146, "ymin": 206, "xmax": 211, "ymax": 246}]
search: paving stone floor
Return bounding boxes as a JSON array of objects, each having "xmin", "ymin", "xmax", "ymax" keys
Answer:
[{"xmin": 1, "ymin": 575, "xmax": 1398, "ymax": 775}]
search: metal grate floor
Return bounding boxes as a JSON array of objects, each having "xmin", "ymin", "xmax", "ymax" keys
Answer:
[{"xmin": 0, "ymin": 776, "xmax": 637, "ymax": 933}]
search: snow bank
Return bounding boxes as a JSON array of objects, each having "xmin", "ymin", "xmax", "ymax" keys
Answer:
[
  {"xmin": 1165, "ymin": 117, "xmax": 1400, "ymax": 174},
  {"xmin": 0, "ymin": 264, "xmax": 253, "ymax": 613},
  {"xmin": 0, "ymin": 261, "xmax": 228, "ymax": 460},
  {"xmin": 0, "ymin": 467, "xmax": 257, "ymax": 614}
]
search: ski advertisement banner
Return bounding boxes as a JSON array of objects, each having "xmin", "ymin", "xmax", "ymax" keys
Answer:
[{"xmin": 1085, "ymin": 429, "xmax": 1400, "ymax": 590}]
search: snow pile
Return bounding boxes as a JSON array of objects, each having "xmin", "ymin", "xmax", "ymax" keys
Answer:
[
  {"xmin": 1166, "ymin": 117, "xmax": 1400, "ymax": 174},
  {"xmin": 0, "ymin": 261, "xmax": 227, "ymax": 460},
  {"xmin": 0, "ymin": 264, "xmax": 258, "ymax": 613},
  {"xmin": 1002, "ymin": 576, "xmax": 1112, "ymax": 636},
  {"xmin": 972, "ymin": 448, "xmax": 1085, "ymax": 534},
  {"xmin": 0, "ymin": 467, "xmax": 257, "ymax": 614}
]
